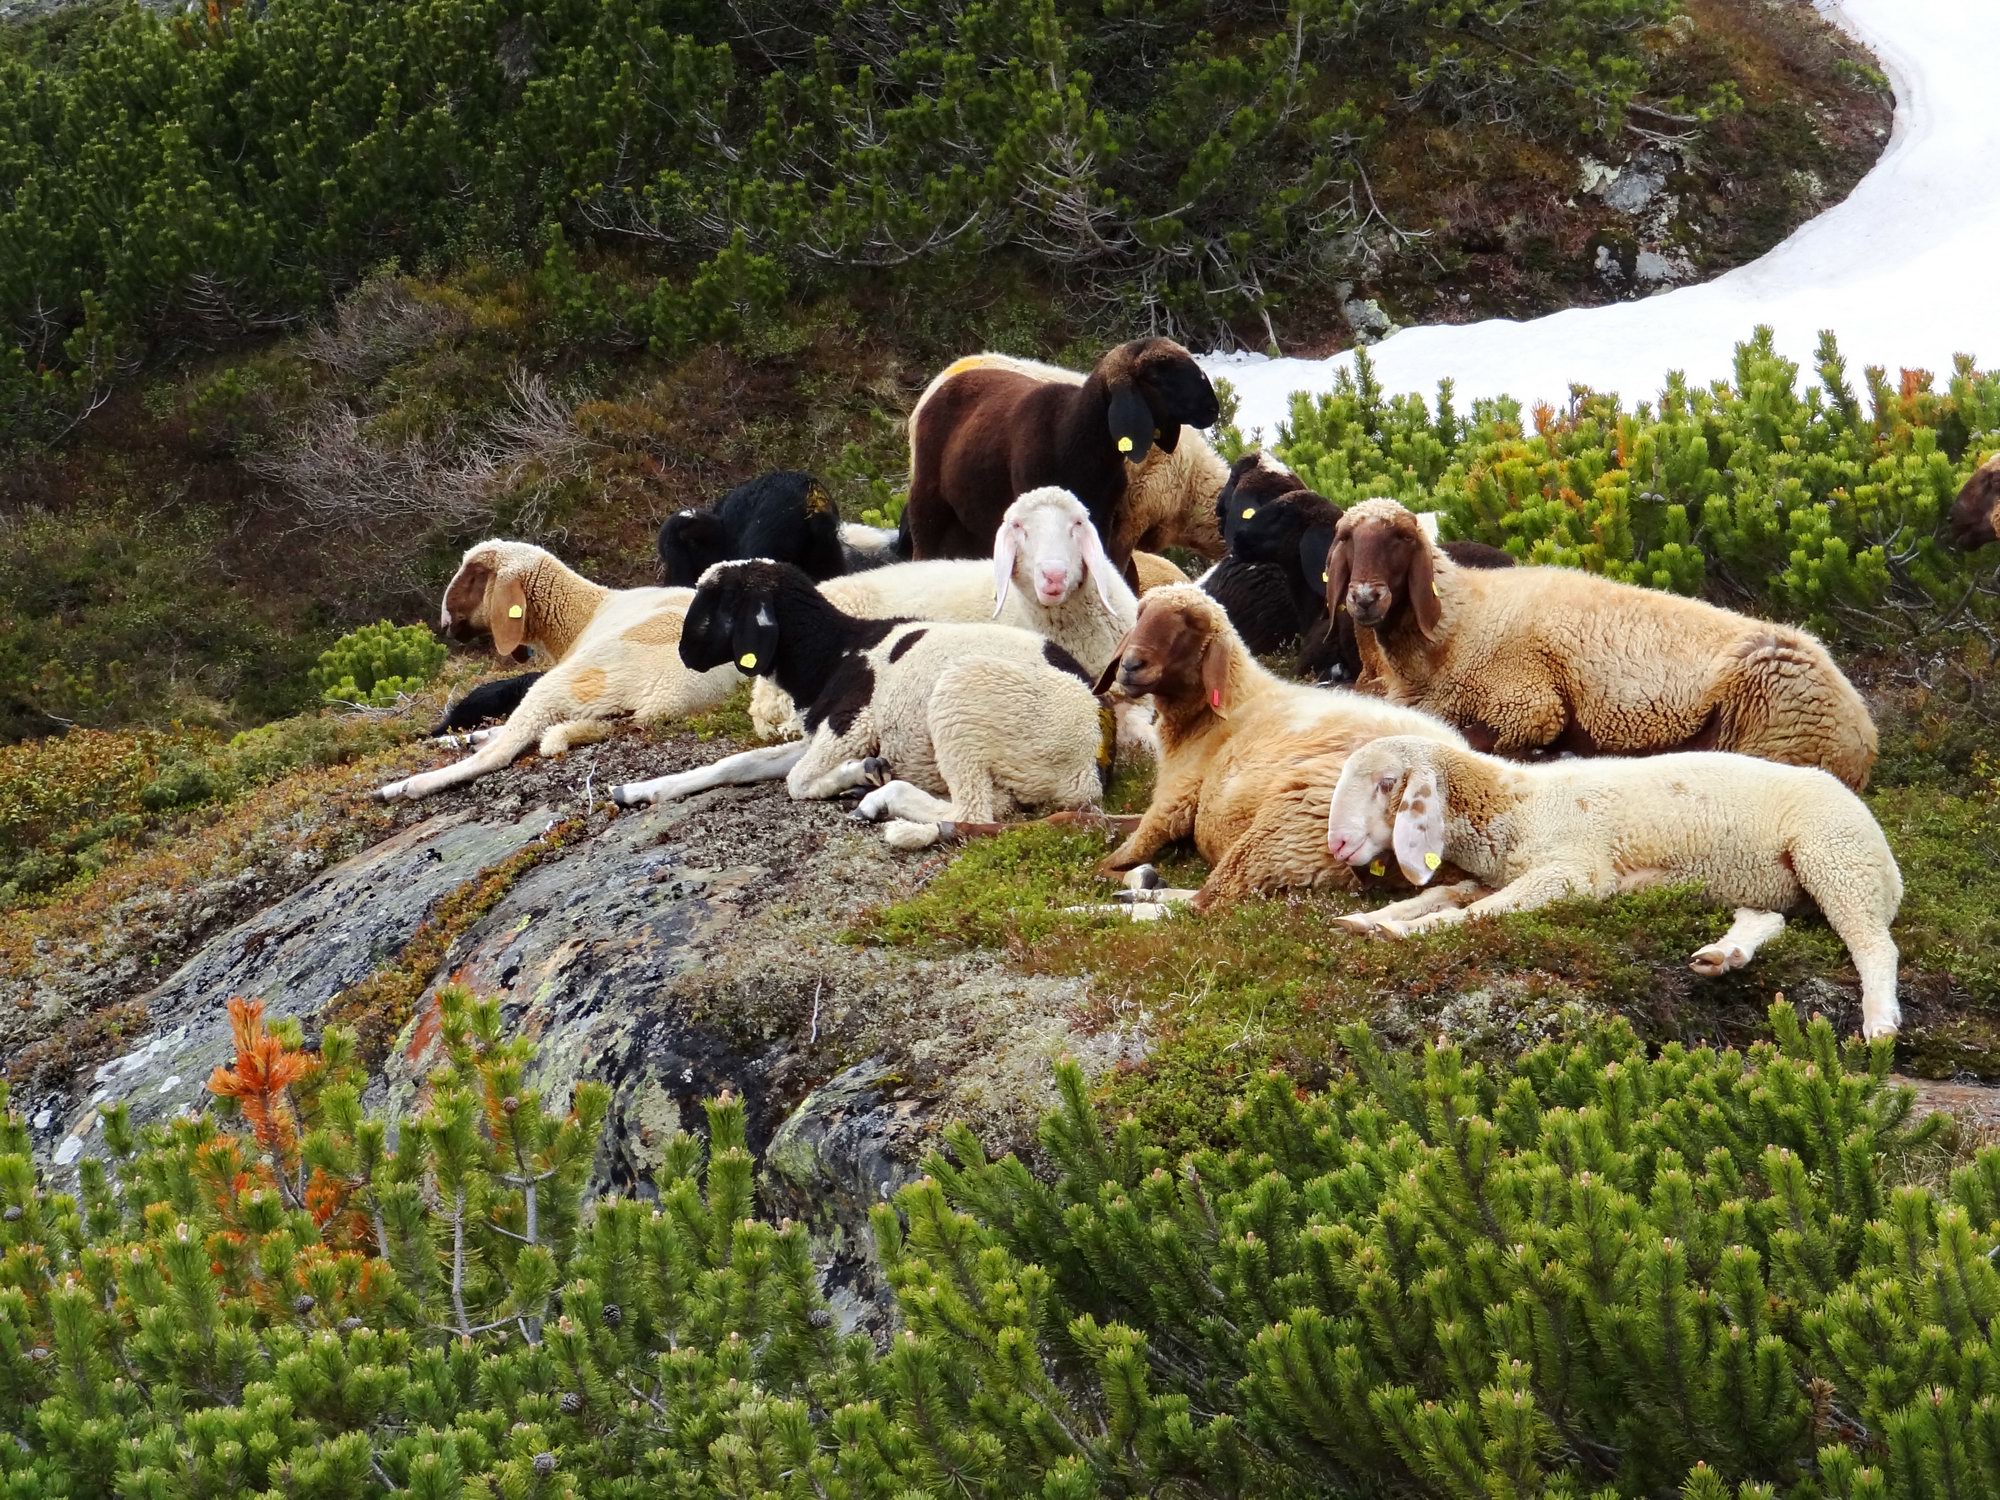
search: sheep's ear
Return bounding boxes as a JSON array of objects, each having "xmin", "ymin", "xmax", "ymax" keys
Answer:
[
  {"xmin": 991, "ymin": 522, "xmax": 1019, "ymax": 618},
  {"xmin": 1107, "ymin": 385, "xmax": 1156, "ymax": 465},
  {"xmin": 730, "ymin": 598, "xmax": 780, "ymax": 676},
  {"xmin": 491, "ymin": 575, "xmax": 529, "ymax": 659},
  {"xmin": 1391, "ymin": 767, "xmax": 1445, "ymax": 886},
  {"xmin": 1152, "ymin": 418, "xmax": 1182, "ymax": 455},
  {"xmin": 1091, "ymin": 629, "xmax": 1133, "ymax": 697},
  {"xmin": 1298, "ymin": 524, "xmax": 1335, "ymax": 598},
  {"xmin": 1408, "ymin": 538, "xmax": 1443, "ymax": 639},
  {"xmin": 1076, "ymin": 517, "xmax": 1120, "ymax": 613},
  {"xmin": 1324, "ymin": 534, "xmax": 1352, "ymax": 616},
  {"xmin": 1201, "ymin": 637, "xmax": 1229, "ymax": 718}
]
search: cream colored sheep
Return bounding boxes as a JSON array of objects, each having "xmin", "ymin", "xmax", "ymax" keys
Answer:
[
  {"xmin": 1093, "ymin": 584, "xmax": 1466, "ymax": 909},
  {"xmin": 1326, "ymin": 497, "xmax": 1879, "ymax": 789},
  {"xmin": 373, "ymin": 540, "xmax": 739, "ymax": 801},
  {"xmin": 1323, "ymin": 736, "xmax": 1904, "ymax": 1039}
]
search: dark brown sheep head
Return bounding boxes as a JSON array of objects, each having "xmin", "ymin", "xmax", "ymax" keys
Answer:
[
  {"xmin": 1949, "ymin": 455, "xmax": 2000, "ymax": 549},
  {"xmin": 1325, "ymin": 499, "xmax": 1442, "ymax": 639},
  {"xmin": 439, "ymin": 540, "xmax": 537, "ymax": 661},
  {"xmin": 1092, "ymin": 584, "xmax": 1233, "ymax": 719},
  {"xmin": 1098, "ymin": 337, "xmax": 1222, "ymax": 468},
  {"xmin": 1215, "ymin": 452, "xmax": 1309, "ymax": 549}
]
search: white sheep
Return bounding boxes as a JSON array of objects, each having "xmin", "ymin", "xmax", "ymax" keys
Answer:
[
  {"xmin": 1322, "ymin": 735, "xmax": 1904, "ymax": 1039},
  {"xmin": 373, "ymin": 539, "xmax": 739, "ymax": 801},
  {"xmin": 609, "ymin": 560, "xmax": 1109, "ymax": 848}
]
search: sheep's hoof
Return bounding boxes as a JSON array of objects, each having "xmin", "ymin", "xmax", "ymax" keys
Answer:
[
  {"xmin": 1688, "ymin": 942, "xmax": 1748, "ymax": 977},
  {"xmin": 1861, "ymin": 1015, "xmax": 1901, "ymax": 1043},
  {"xmin": 1332, "ymin": 913, "xmax": 1376, "ymax": 935},
  {"xmin": 1121, "ymin": 864, "xmax": 1162, "ymax": 893},
  {"xmin": 609, "ymin": 784, "xmax": 645, "ymax": 808},
  {"xmin": 373, "ymin": 781, "xmax": 406, "ymax": 803},
  {"xmin": 860, "ymin": 756, "xmax": 892, "ymax": 787}
]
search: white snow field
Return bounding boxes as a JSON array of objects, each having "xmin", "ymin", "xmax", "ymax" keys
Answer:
[{"xmin": 1202, "ymin": 0, "xmax": 1999, "ymax": 440}]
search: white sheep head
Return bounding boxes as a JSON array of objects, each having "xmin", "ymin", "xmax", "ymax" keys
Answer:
[
  {"xmin": 991, "ymin": 486, "xmax": 1119, "ymax": 616},
  {"xmin": 439, "ymin": 539, "xmax": 550, "ymax": 661},
  {"xmin": 1326, "ymin": 736, "xmax": 1448, "ymax": 886}
]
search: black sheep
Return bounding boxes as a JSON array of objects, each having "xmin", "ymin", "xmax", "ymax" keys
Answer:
[
  {"xmin": 658, "ymin": 471, "xmax": 848, "ymax": 588},
  {"xmin": 1200, "ymin": 455, "xmax": 1319, "ymax": 656}
]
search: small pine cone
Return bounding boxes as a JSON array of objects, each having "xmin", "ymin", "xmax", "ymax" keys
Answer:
[
  {"xmin": 501, "ymin": 1095, "xmax": 520, "ymax": 1115},
  {"xmin": 808, "ymin": 1309, "xmax": 832, "ymax": 1330},
  {"xmin": 559, "ymin": 1391, "xmax": 584, "ymax": 1415},
  {"xmin": 601, "ymin": 1303, "xmax": 622, "ymax": 1327},
  {"xmin": 338, "ymin": 1315, "xmax": 365, "ymax": 1334},
  {"xmin": 26, "ymin": 1346, "xmax": 49, "ymax": 1363},
  {"xmin": 2, "ymin": 1204, "xmax": 21, "ymax": 1223},
  {"xmin": 532, "ymin": 1452, "xmax": 557, "ymax": 1477},
  {"xmin": 293, "ymin": 1294, "xmax": 316, "ymax": 1316}
]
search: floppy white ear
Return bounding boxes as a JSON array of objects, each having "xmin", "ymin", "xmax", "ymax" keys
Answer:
[
  {"xmin": 1391, "ymin": 767, "xmax": 1445, "ymax": 886},
  {"xmin": 1077, "ymin": 517, "xmax": 1119, "ymax": 612},
  {"xmin": 992, "ymin": 523, "xmax": 1020, "ymax": 619},
  {"xmin": 1415, "ymin": 511, "xmax": 1441, "ymax": 544}
]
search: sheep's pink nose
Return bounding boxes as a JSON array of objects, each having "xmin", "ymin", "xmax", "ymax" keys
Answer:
[{"xmin": 1038, "ymin": 565, "xmax": 1070, "ymax": 594}]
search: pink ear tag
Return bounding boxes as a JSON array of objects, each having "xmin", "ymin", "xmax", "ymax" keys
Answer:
[{"xmin": 1209, "ymin": 688, "xmax": 1222, "ymax": 709}]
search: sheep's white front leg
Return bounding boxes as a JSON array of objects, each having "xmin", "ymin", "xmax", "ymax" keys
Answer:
[
  {"xmin": 1689, "ymin": 908, "xmax": 1787, "ymax": 976},
  {"xmin": 1335, "ymin": 880, "xmax": 1487, "ymax": 935},
  {"xmin": 377, "ymin": 718, "xmax": 540, "ymax": 801},
  {"xmin": 1376, "ymin": 866, "xmax": 1583, "ymax": 937},
  {"xmin": 783, "ymin": 716, "xmax": 883, "ymax": 802},
  {"xmin": 854, "ymin": 779, "xmax": 955, "ymax": 824},
  {"xmin": 611, "ymin": 741, "xmax": 807, "ymax": 806}
]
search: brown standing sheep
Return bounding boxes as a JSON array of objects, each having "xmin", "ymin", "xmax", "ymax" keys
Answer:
[
  {"xmin": 900, "ymin": 342, "xmax": 1226, "ymax": 574},
  {"xmin": 1324, "ymin": 498, "xmax": 1879, "ymax": 789},
  {"xmin": 1949, "ymin": 453, "xmax": 2000, "ymax": 548},
  {"xmin": 1091, "ymin": 584, "xmax": 1466, "ymax": 908}
]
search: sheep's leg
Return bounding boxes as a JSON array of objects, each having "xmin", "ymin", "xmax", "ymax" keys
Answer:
[
  {"xmin": 610, "ymin": 741, "xmax": 807, "ymax": 806},
  {"xmin": 540, "ymin": 719, "xmax": 615, "ymax": 756},
  {"xmin": 377, "ymin": 716, "xmax": 543, "ymax": 801},
  {"xmin": 784, "ymin": 715, "xmax": 889, "ymax": 802},
  {"xmin": 1334, "ymin": 880, "xmax": 1488, "ymax": 935},
  {"xmin": 1789, "ymin": 845, "xmax": 1902, "ymax": 1040},
  {"xmin": 1098, "ymin": 778, "xmax": 1199, "ymax": 875},
  {"xmin": 433, "ymin": 726, "xmax": 502, "ymax": 749},
  {"xmin": 854, "ymin": 780, "xmax": 956, "ymax": 824},
  {"xmin": 1377, "ymin": 866, "xmax": 1584, "ymax": 938},
  {"xmin": 1689, "ymin": 909, "xmax": 1787, "ymax": 977}
]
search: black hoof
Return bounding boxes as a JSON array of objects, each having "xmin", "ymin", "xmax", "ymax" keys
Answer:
[
  {"xmin": 861, "ymin": 756, "xmax": 892, "ymax": 786},
  {"xmin": 1123, "ymin": 863, "xmax": 1162, "ymax": 892}
]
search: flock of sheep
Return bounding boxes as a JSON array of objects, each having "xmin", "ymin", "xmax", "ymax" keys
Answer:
[{"xmin": 377, "ymin": 336, "xmax": 1924, "ymax": 1043}]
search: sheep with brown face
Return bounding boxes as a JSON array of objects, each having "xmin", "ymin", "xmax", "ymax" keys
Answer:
[
  {"xmin": 900, "ymin": 341, "xmax": 1226, "ymax": 576},
  {"xmin": 1089, "ymin": 583, "xmax": 1465, "ymax": 909},
  {"xmin": 1949, "ymin": 454, "xmax": 2000, "ymax": 549},
  {"xmin": 1323, "ymin": 498, "xmax": 1879, "ymax": 788}
]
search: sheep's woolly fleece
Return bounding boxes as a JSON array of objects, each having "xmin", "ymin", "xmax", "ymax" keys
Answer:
[{"xmin": 1203, "ymin": 0, "xmax": 1987, "ymax": 426}]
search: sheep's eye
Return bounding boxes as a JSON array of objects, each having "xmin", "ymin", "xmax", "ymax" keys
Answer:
[{"xmin": 1377, "ymin": 776, "xmax": 1396, "ymax": 794}]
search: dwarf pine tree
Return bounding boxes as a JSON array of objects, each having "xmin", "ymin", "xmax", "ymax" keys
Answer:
[{"xmin": 5, "ymin": 993, "xmax": 2000, "ymax": 1496}]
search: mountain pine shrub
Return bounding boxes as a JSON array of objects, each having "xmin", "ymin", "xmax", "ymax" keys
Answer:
[
  {"xmin": 1273, "ymin": 329, "xmax": 2000, "ymax": 646},
  {"xmin": 5, "ymin": 990, "xmax": 2000, "ymax": 1496},
  {"xmin": 307, "ymin": 621, "xmax": 448, "ymax": 708}
]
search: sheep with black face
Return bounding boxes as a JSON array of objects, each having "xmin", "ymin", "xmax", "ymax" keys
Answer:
[
  {"xmin": 900, "ymin": 341, "xmax": 1226, "ymax": 575},
  {"xmin": 610, "ymin": 560, "xmax": 1110, "ymax": 848}
]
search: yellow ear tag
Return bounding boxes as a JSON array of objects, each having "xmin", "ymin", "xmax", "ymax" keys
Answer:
[
  {"xmin": 1322, "ymin": 571, "xmax": 1329, "ymax": 583},
  {"xmin": 738, "ymin": 652, "xmax": 757, "ymax": 670},
  {"xmin": 1424, "ymin": 852, "xmax": 1441, "ymax": 870},
  {"xmin": 1117, "ymin": 436, "xmax": 1134, "ymax": 454},
  {"xmin": 1432, "ymin": 581, "xmax": 1442, "ymax": 597},
  {"xmin": 1368, "ymin": 859, "xmax": 1386, "ymax": 877},
  {"xmin": 507, "ymin": 604, "xmax": 524, "ymax": 619},
  {"xmin": 1241, "ymin": 507, "xmax": 1255, "ymax": 520}
]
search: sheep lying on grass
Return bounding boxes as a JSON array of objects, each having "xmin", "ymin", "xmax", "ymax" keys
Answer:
[
  {"xmin": 1323, "ymin": 735, "xmax": 1904, "ymax": 1039},
  {"xmin": 1327, "ymin": 497, "xmax": 1879, "ymax": 788},
  {"xmin": 374, "ymin": 540, "xmax": 739, "ymax": 801},
  {"xmin": 609, "ymin": 561, "xmax": 1108, "ymax": 847},
  {"xmin": 1090, "ymin": 584, "xmax": 1465, "ymax": 910}
]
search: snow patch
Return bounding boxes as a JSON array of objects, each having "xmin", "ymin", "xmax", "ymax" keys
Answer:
[{"xmin": 1204, "ymin": 0, "xmax": 1981, "ymax": 436}]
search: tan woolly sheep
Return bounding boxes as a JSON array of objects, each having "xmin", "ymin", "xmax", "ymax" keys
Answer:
[
  {"xmin": 373, "ymin": 539, "xmax": 739, "ymax": 801},
  {"xmin": 1092, "ymin": 584, "xmax": 1466, "ymax": 909},
  {"xmin": 1326, "ymin": 497, "xmax": 1879, "ymax": 789},
  {"xmin": 1322, "ymin": 735, "xmax": 1905, "ymax": 1039}
]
